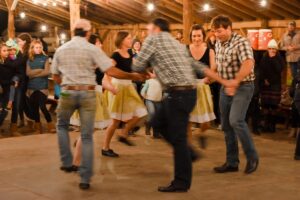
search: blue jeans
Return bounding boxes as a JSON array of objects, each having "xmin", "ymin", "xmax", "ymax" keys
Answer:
[
  {"xmin": 289, "ymin": 62, "xmax": 300, "ymax": 79},
  {"xmin": 220, "ymin": 83, "xmax": 258, "ymax": 167},
  {"xmin": 56, "ymin": 90, "xmax": 96, "ymax": 184}
]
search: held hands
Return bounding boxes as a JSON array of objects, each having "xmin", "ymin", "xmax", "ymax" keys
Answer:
[
  {"xmin": 131, "ymin": 72, "xmax": 150, "ymax": 82},
  {"xmin": 223, "ymin": 79, "xmax": 240, "ymax": 96}
]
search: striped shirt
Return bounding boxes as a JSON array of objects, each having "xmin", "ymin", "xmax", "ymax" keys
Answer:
[
  {"xmin": 132, "ymin": 32, "xmax": 207, "ymax": 88},
  {"xmin": 215, "ymin": 33, "xmax": 255, "ymax": 81},
  {"xmin": 51, "ymin": 36, "xmax": 113, "ymax": 86}
]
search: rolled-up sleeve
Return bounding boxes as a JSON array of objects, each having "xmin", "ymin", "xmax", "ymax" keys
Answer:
[
  {"xmin": 132, "ymin": 36, "xmax": 156, "ymax": 73},
  {"xmin": 51, "ymin": 50, "xmax": 60, "ymax": 75},
  {"xmin": 92, "ymin": 47, "xmax": 113, "ymax": 72}
]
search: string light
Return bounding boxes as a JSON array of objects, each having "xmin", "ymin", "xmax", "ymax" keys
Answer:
[
  {"xmin": 260, "ymin": 0, "xmax": 267, "ymax": 7},
  {"xmin": 19, "ymin": 12, "xmax": 26, "ymax": 19},
  {"xmin": 41, "ymin": 24, "xmax": 47, "ymax": 32},
  {"xmin": 147, "ymin": 3, "xmax": 155, "ymax": 12},
  {"xmin": 203, "ymin": 3, "xmax": 210, "ymax": 12}
]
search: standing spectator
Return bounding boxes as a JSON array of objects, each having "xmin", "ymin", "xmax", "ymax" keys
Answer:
[
  {"xmin": 280, "ymin": 21, "xmax": 300, "ymax": 79},
  {"xmin": 290, "ymin": 69, "xmax": 300, "ymax": 160},
  {"xmin": 260, "ymin": 39, "xmax": 284, "ymax": 133},
  {"xmin": 26, "ymin": 40, "xmax": 55, "ymax": 134},
  {"xmin": 51, "ymin": 19, "xmax": 145, "ymax": 190},
  {"xmin": 211, "ymin": 15, "xmax": 259, "ymax": 174},
  {"xmin": 131, "ymin": 39, "xmax": 142, "ymax": 57}
]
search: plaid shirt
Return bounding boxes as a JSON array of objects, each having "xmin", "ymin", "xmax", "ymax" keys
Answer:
[
  {"xmin": 215, "ymin": 33, "xmax": 255, "ymax": 81},
  {"xmin": 51, "ymin": 36, "xmax": 113, "ymax": 86},
  {"xmin": 132, "ymin": 32, "xmax": 207, "ymax": 88}
]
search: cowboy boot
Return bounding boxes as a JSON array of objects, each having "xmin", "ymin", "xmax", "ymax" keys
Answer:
[
  {"xmin": 10, "ymin": 123, "xmax": 22, "ymax": 137},
  {"xmin": 47, "ymin": 122, "xmax": 56, "ymax": 133}
]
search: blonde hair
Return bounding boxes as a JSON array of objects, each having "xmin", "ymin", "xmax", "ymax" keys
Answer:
[
  {"xmin": 0, "ymin": 43, "xmax": 7, "ymax": 63},
  {"xmin": 29, "ymin": 40, "xmax": 46, "ymax": 61}
]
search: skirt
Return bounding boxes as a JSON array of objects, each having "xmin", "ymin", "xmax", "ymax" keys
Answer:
[
  {"xmin": 70, "ymin": 85, "xmax": 111, "ymax": 129},
  {"xmin": 190, "ymin": 81, "xmax": 216, "ymax": 123},
  {"xmin": 106, "ymin": 78, "xmax": 147, "ymax": 121},
  {"xmin": 261, "ymin": 85, "xmax": 281, "ymax": 108}
]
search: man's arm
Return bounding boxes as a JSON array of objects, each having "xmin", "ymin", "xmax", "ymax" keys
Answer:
[
  {"xmin": 105, "ymin": 67, "xmax": 145, "ymax": 82},
  {"xmin": 51, "ymin": 50, "xmax": 62, "ymax": 84},
  {"xmin": 235, "ymin": 59, "xmax": 255, "ymax": 83},
  {"xmin": 132, "ymin": 36, "xmax": 156, "ymax": 73}
]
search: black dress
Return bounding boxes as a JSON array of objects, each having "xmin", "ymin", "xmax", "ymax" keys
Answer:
[
  {"xmin": 259, "ymin": 53, "xmax": 284, "ymax": 108},
  {"xmin": 111, "ymin": 50, "xmax": 133, "ymax": 73}
]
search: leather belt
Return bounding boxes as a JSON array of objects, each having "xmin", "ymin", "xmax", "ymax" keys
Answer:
[
  {"xmin": 63, "ymin": 85, "xmax": 95, "ymax": 91},
  {"xmin": 166, "ymin": 85, "xmax": 196, "ymax": 91},
  {"xmin": 240, "ymin": 81, "xmax": 254, "ymax": 85}
]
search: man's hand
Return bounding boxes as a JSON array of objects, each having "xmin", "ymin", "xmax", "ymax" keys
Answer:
[
  {"xmin": 264, "ymin": 79, "xmax": 270, "ymax": 86},
  {"xmin": 202, "ymin": 77, "xmax": 211, "ymax": 85},
  {"xmin": 224, "ymin": 79, "xmax": 240, "ymax": 96}
]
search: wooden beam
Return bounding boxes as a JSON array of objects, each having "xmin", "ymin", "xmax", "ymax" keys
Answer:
[
  {"xmin": 183, "ymin": 0, "xmax": 193, "ymax": 44},
  {"xmin": 69, "ymin": 0, "xmax": 81, "ymax": 35},
  {"xmin": 268, "ymin": 20, "xmax": 300, "ymax": 28},
  {"xmin": 10, "ymin": 0, "xmax": 18, "ymax": 11},
  {"xmin": 5, "ymin": 0, "xmax": 15, "ymax": 39}
]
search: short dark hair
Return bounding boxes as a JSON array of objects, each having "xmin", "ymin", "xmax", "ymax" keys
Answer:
[
  {"xmin": 115, "ymin": 31, "xmax": 130, "ymax": 48},
  {"xmin": 74, "ymin": 28, "xmax": 88, "ymax": 37},
  {"xmin": 189, "ymin": 24, "xmax": 206, "ymax": 42},
  {"xmin": 152, "ymin": 18, "xmax": 170, "ymax": 32},
  {"xmin": 211, "ymin": 15, "xmax": 232, "ymax": 29},
  {"xmin": 89, "ymin": 34, "xmax": 102, "ymax": 45}
]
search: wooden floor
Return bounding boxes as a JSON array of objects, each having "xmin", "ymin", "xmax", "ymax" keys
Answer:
[{"xmin": 0, "ymin": 125, "xmax": 299, "ymax": 200}]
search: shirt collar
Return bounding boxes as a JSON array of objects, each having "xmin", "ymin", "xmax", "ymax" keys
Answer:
[{"xmin": 72, "ymin": 36, "xmax": 88, "ymax": 42}]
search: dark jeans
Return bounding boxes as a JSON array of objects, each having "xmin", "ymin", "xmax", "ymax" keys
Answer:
[
  {"xmin": 29, "ymin": 90, "xmax": 52, "ymax": 123},
  {"xmin": 289, "ymin": 62, "xmax": 300, "ymax": 79},
  {"xmin": 152, "ymin": 89, "xmax": 196, "ymax": 189},
  {"xmin": 145, "ymin": 99, "xmax": 162, "ymax": 136},
  {"xmin": 0, "ymin": 83, "xmax": 10, "ymax": 109},
  {"xmin": 210, "ymin": 82, "xmax": 221, "ymax": 124},
  {"xmin": 220, "ymin": 83, "xmax": 259, "ymax": 167},
  {"xmin": 246, "ymin": 95, "xmax": 261, "ymax": 132}
]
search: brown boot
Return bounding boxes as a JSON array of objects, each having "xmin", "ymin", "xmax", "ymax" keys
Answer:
[
  {"xmin": 34, "ymin": 123, "xmax": 43, "ymax": 134},
  {"xmin": 10, "ymin": 123, "xmax": 22, "ymax": 137},
  {"xmin": 19, "ymin": 119, "xmax": 35, "ymax": 134},
  {"xmin": 47, "ymin": 122, "xmax": 56, "ymax": 133}
]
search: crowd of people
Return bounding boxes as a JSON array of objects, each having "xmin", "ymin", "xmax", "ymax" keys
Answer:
[{"xmin": 0, "ymin": 15, "xmax": 300, "ymax": 192}]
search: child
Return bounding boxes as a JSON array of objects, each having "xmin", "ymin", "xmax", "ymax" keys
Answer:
[
  {"xmin": 141, "ymin": 74, "xmax": 163, "ymax": 138},
  {"xmin": 0, "ymin": 43, "xmax": 10, "ymax": 126},
  {"xmin": 290, "ymin": 69, "xmax": 300, "ymax": 160},
  {"xmin": 5, "ymin": 39, "xmax": 20, "ymax": 110},
  {"xmin": 26, "ymin": 40, "xmax": 55, "ymax": 134}
]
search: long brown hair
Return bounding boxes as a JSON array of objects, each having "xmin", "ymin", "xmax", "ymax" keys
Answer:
[
  {"xmin": 17, "ymin": 33, "xmax": 32, "ymax": 56},
  {"xmin": 0, "ymin": 43, "xmax": 7, "ymax": 63},
  {"xmin": 115, "ymin": 31, "xmax": 130, "ymax": 49},
  {"xmin": 189, "ymin": 24, "xmax": 206, "ymax": 43},
  {"xmin": 29, "ymin": 40, "xmax": 46, "ymax": 61}
]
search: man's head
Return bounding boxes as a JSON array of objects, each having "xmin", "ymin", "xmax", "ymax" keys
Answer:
[
  {"xmin": 288, "ymin": 21, "xmax": 296, "ymax": 33},
  {"xmin": 73, "ymin": 19, "xmax": 92, "ymax": 39},
  {"xmin": 147, "ymin": 18, "xmax": 170, "ymax": 35},
  {"xmin": 211, "ymin": 15, "xmax": 232, "ymax": 43}
]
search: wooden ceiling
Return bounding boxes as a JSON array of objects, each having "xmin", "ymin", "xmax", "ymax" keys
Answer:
[{"xmin": 0, "ymin": 0, "xmax": 300, "ymax": 28}]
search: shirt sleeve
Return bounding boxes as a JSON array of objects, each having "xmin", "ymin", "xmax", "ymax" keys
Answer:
[
  {"xmin": 51, "ymin": 50, "xmax": 60, "ymax": 75},
  {"xmin": 237, "ymin": 38, "xmax": 254, "ymax": 63},
  {"xmin": 92, "ymin": 47, "xmax": 113, "ymax": 72},
  {"xmin": 132, "ymin": 36, "xmax": 156, "ymax": 73}
]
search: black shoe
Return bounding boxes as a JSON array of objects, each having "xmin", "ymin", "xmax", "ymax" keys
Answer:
[
  {"xmin": 244, "ymin": 159, "xmax": 259, "ymax": 174},
  {"xmin": 158, "ymin": 184, "xmax": 188, "ymax": 193},
  {"xmin": 60, "ymin": 165, "xmax": 79, "ymax": 173},
  {"xmin": 79, "ymin": 183, "xmax": 90, "ymax": 190},
  {"xmin": 102, "ymin": 149, "xmax": 119, "ymax": 157},
  {"xmin": 294, "ymin": 156, "xmax": 300, "ymax": 160},
  {"xmin": 213, "ymin": 163, "xmax": 239, "ymax": 173},
  {"xmin": 118, "ymin": 136, "xmax": 135, "ymax": 146}
]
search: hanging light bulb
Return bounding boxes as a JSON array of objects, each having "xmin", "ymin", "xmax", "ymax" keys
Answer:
[
  {"xmin": 42, "ymin": 2, "xmax": 48, "ymax": 7},
  {"xmin": 19, "ymin": 12, "xmax": 26, "ymax": 19},
  {"xmin": 62, "ymin": 1, "xmax": 68, "ymax": 6},
  {"xmin": 41, "ymin": 25, "xmax": 47, "ymax": 32},
  {"xmin": 147, "ymin": 3, "xmax": 155, "ymax": 12},
  {"xmin": 32, "ymin": 0, "xmax": 39, "ymax": 4},
  {"xmin": 52, "ymin": 2, "xmax": 57, "ymax": 7},
  {"xmin": 60, "ymin": 33, "xmax": 66, "ymax": 40},
  {"xmin": 203, "ymin": 3, "xmax": 210, "ymax": 12},
  {"xmin": 260, "ymin": 0, "xmax": 267, "ymax": 7}
]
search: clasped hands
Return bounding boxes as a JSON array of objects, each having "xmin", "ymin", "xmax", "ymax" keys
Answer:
[{"xmin": 223, "ymin": 79, "xmax": 240, "ymax": 96}]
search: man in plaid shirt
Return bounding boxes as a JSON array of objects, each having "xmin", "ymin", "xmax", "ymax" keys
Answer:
[
  {"xmin": 132, "ymin": 18, "xmax": 233, "ymax": 193},
  {"xmin": 212, "ymin": 15, "xmax": 259, "ymax": 175}
]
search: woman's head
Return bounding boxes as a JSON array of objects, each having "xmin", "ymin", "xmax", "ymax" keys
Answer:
[
  {"xmin": 17, "ymin": 33, "xmax": 32, "ymax": 55},
  {"xmin": 0, "ymin": 43, "xmax": 8, "ymax": 62},
  {"xmin": 189, "ymin": 24, "xmax": 206, "ymax": 45},
  {"xmin": 29, "ymin": 40, "xmax": 45, "ymax": 60},
  {"xmin": 267, "ymin": 39, "xmax": 278, "ymax": 57},
  {"xmin": 115, "ymin": 31, "xmax": 132, "ymax": 49},
  {"xmin": 89, "ymin": 34, "xmax": 103, "ymax": 48},
  {"xmin": 132, "ymin": 39, "xmax": 141, "ymax": 52}
]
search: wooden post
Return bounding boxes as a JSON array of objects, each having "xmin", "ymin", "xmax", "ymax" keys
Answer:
[
  {"xmin": 5, "ymin": 0, "xmax": 15, "ymax": 39},
  {"xmin": 183, "ymin": 0, "xmax": 193, "ymax": 44},
  {"xmin": 69, "ymin": 0, "xmax": 81, "ymax": 36}
]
